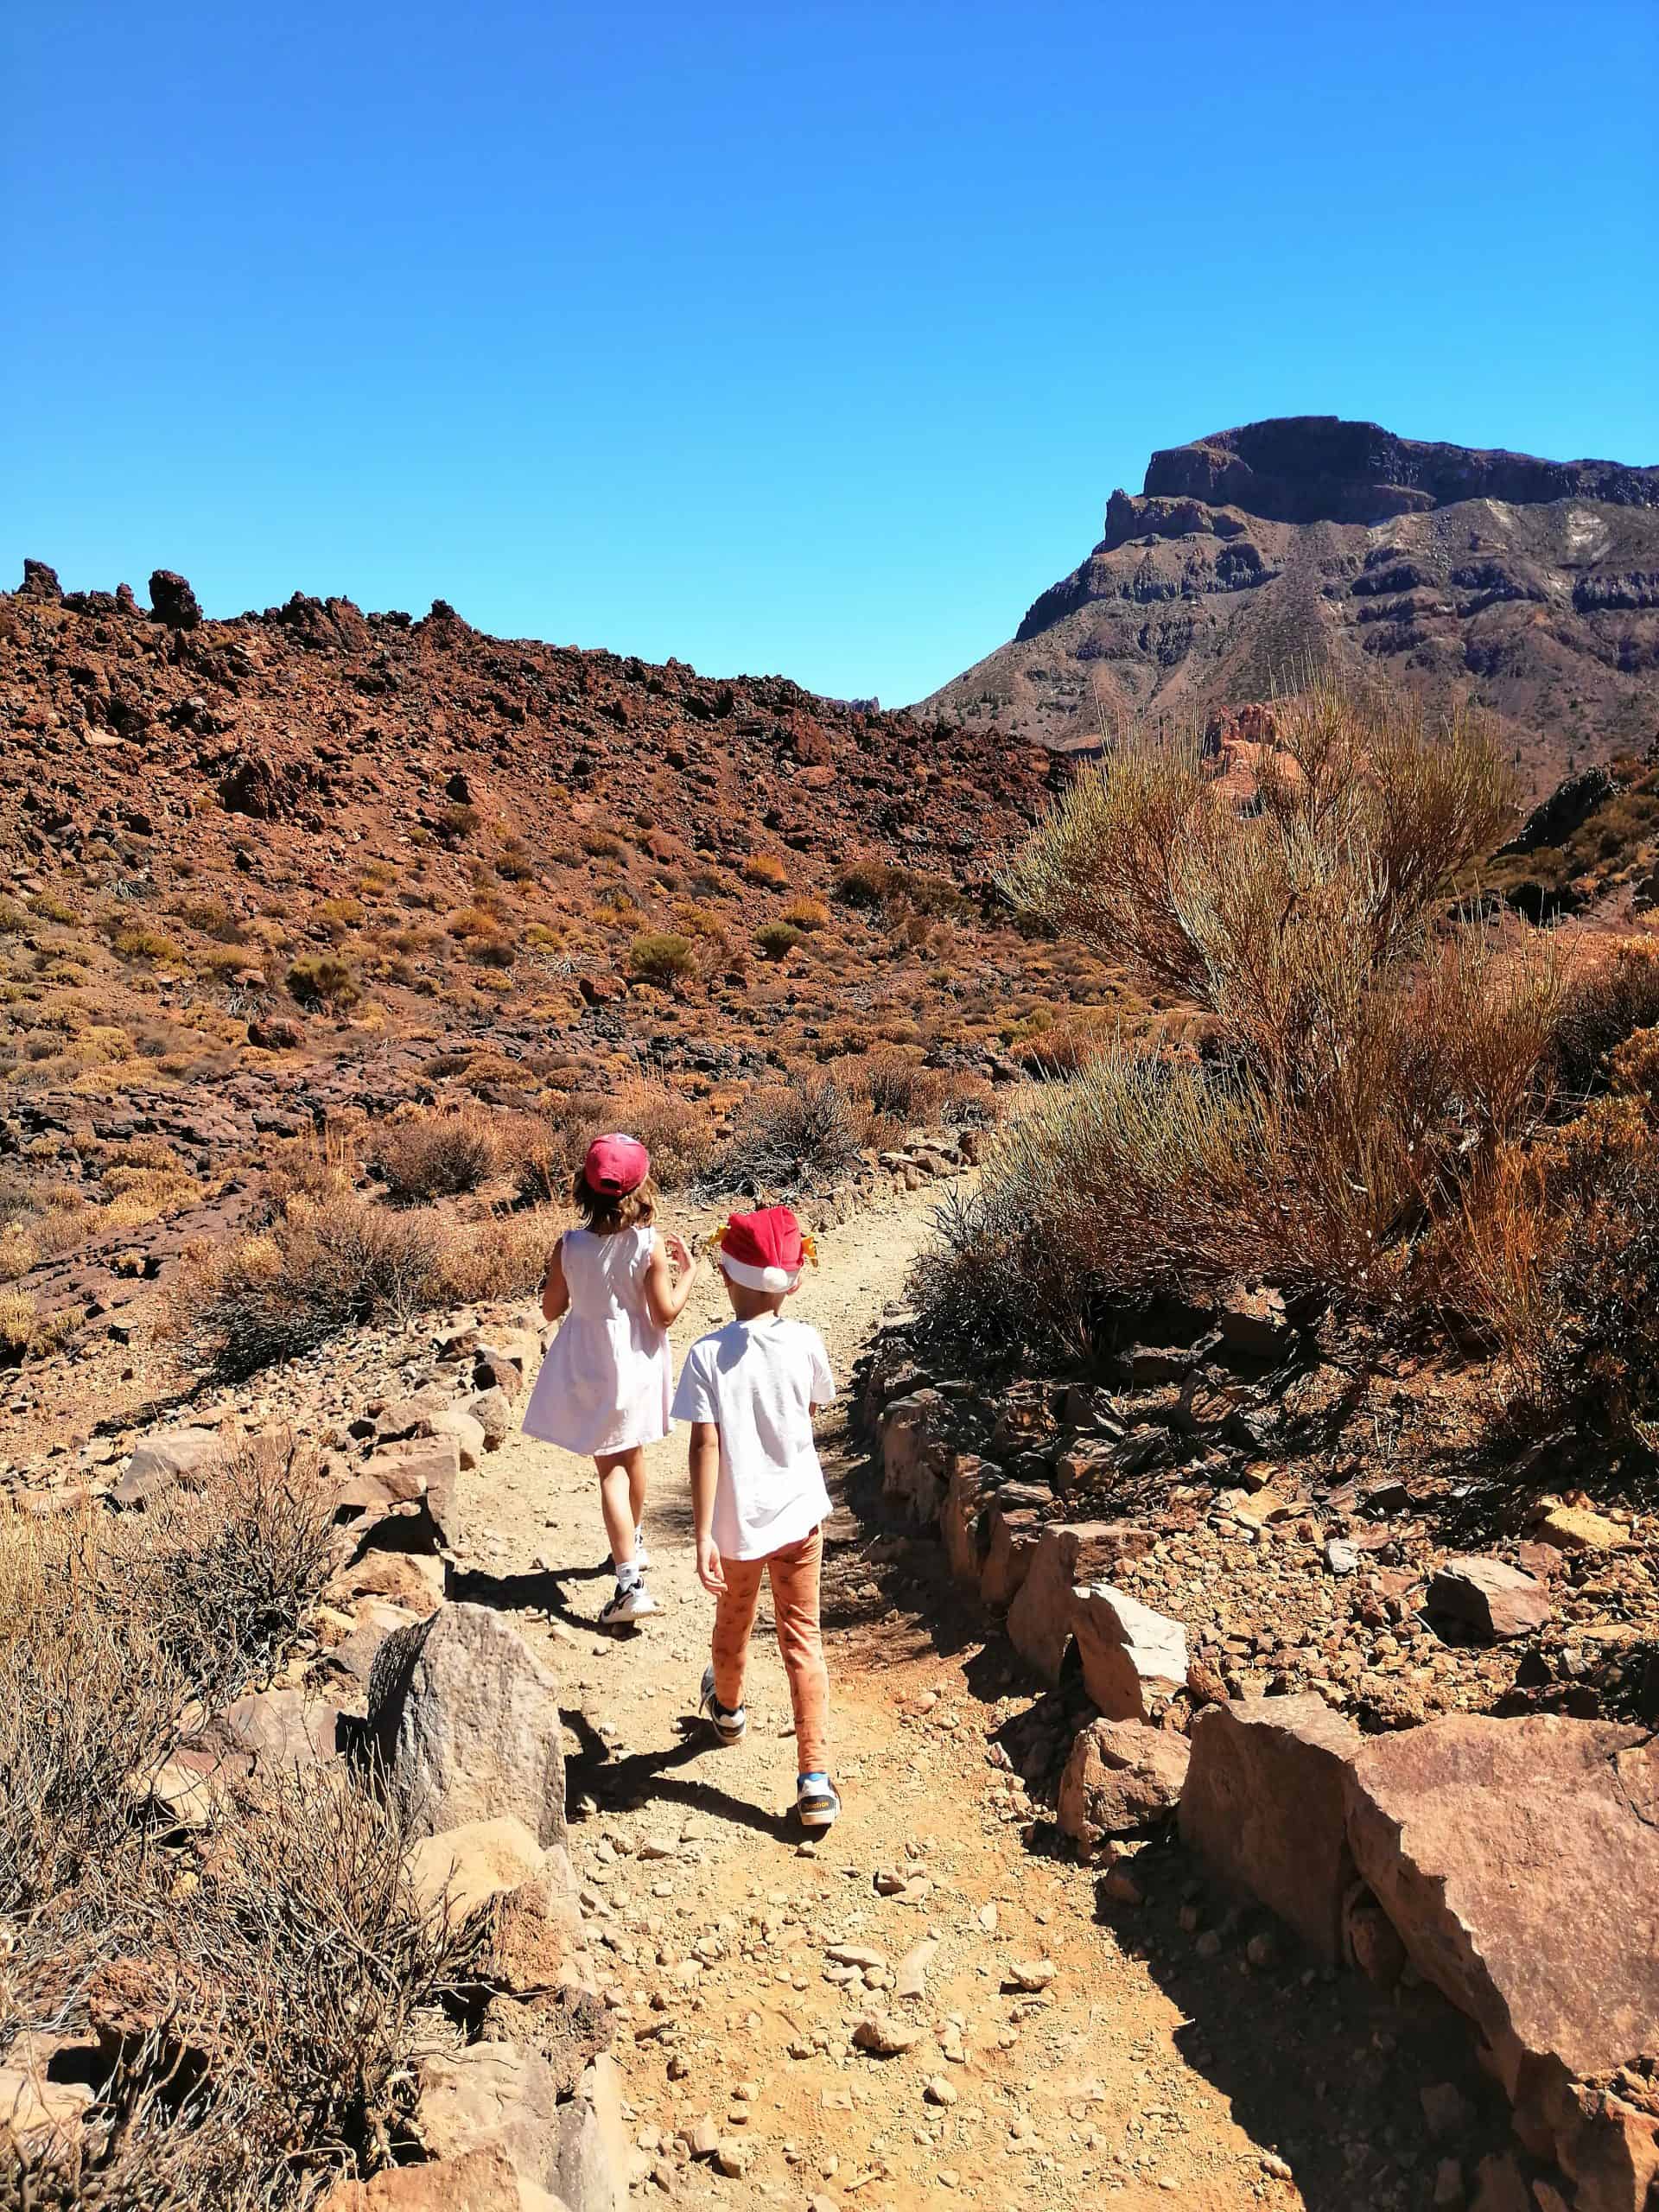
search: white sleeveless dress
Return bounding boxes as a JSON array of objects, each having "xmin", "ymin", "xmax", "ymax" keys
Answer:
[{"xmin": 521, "ymin": 1226, "xmax": 673, "ymax": 1457}]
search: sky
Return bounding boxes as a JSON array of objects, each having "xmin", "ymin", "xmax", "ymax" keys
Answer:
[{"xmin": 4, "ymin": 1, "xmax": 1656, "ymax": 708}]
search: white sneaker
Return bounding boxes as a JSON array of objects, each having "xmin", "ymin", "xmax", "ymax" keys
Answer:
[
  {"xmin": 698, "ymin": 1663, "xmax": 747, "ymax": 1744},
  {"xmin": 600, "ymin": 1579, "xmax": 658, "ymax": 1629}
]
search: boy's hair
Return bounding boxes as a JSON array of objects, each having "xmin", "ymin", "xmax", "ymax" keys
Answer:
[{"xmin": 571, "ymin": 1166, "xmax": 658, "ymax": 1235}]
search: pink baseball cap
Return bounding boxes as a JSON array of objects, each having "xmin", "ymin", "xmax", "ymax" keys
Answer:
[{"xmin": 583, "ymin": 1132, "xmax": 650, "ymax": 1196}]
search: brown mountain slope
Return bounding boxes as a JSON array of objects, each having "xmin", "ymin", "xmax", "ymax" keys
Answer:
[{"xmin": 923, "ymin": 416, "xmax": 1659, "ymax": 793}]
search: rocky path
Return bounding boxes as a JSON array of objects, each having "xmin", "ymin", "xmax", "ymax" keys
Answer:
[{"xmin": 454, "ymin": 1191, "xmax": 1490, "ymax": 2212}]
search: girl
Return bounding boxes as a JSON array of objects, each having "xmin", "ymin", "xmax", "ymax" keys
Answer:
[{"xmin": 522, "ymin": 1133, "xmax": 702, "ymax": 1628}]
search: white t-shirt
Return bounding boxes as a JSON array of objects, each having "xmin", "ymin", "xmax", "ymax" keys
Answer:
[{"xmin": 671, "ymin": 1314, "xmax": 836, "ymax": 1560}]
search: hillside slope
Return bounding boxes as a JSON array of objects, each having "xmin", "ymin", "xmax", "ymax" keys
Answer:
[{"xmin": 923, "ymin": 416, "xmax": 1659, "ymax": 791}]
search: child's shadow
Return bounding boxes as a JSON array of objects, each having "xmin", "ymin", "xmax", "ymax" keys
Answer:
[
  {"xmin": 448, "ymin": 1560, "xmax": 606, "ymax": 1636},
  {"xmin": 563, "ymin": 1708, "xmax": 798, "ymax": 1846}
]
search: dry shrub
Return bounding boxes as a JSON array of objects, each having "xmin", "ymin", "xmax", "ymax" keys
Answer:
[
  {"xmin": 709, "ymin": 1073, "xmax": 865, "ymax": 1195},
  {"xmin": 0, "ymin": 1289, "xmax": 69, "ymax": 1365},
  {"xmin": 856, "ymin": 1053, "xmax": 946, "ymax": 1124},
  {"xmin": 124, "ymin": 1434, "xmax": 339, "ymax": 1707},
  {"xmin": 1548, "ymin": 940, "xmax": 1659, "ymax": 1103},
  {"xmin": 372, "ymin": 1105, "xmax": 499, "ymax": 1201},
  {"xmin": 169, "ymin": 1197, "xmax": 448, "ymax": 1379},
  {"xmin": 264, "ymin": 1123, "xmax": 359, "ymax": 1205},
  {"xmin": 1004, "ymin": 677, "xmax": 1514, "ymax": 1071},
  {"xmin": 918, "ymin": 681, "xmax": 1541, "ymax": 1358},
  {"xmin": 286, "ymin": 953, "xmax": 358, "ymax": 1011},
  {"xmin": 755, "ymin": 921, "xmax": 803, "ymax": 963},
  {"xmin": 627, "ymin": 931, "xmax": 696, "ymax": 985},
  {"xmin": 742, "ymin": 851, "xmax": 789, "ymax": 888}
]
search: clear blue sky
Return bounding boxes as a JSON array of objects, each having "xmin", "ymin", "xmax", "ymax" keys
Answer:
[{"xmin": 5, "ymin": 1, "xmax": 1656, "ymax": 707}]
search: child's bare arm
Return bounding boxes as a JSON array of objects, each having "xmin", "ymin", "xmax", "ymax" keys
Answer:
[
  {"xmin": 540, "ymin": 1236, "xmax": 569, "ymax": 1324},
  {"xmin": 687, "ymin": 1419, "xmax": 724, "ymax": 1592},
  {"xmin": 645, "ymin": 1232, "xmax": 702, "ymax": 1327}
]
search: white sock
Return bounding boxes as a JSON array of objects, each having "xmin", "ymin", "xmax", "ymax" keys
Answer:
[{"xmin": 615, "ymin": 1557, "xmax": 641, "ymax": 1592}]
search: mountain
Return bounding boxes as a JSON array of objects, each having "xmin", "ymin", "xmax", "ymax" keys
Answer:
[{"xmin": 922, "ymin": 416, "xmax": 1659, "ymax": 791}]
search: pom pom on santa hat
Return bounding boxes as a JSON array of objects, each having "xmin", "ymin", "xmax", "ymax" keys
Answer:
[{"xmin": 713, "ymin": 1205, "xmax": 818, "ymax": 1293}]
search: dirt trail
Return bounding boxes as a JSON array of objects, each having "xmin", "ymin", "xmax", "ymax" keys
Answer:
[{"xmin": 454, "ymin": 1190, "xmax": 1470, "ymax": 2212}]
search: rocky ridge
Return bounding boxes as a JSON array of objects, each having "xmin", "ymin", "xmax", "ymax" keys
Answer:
[{"xmin": 924, "ymin": 416, "xmax": 1659, "ymax": 791}]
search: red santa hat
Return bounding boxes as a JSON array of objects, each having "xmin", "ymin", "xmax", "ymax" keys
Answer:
[{"xmin": 712, "ymin": 1205, "xmax": 818, "ymax": 1293}]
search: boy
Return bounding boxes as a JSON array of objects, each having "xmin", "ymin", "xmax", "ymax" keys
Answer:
[{"xmin": 671, "ymin": 1205, "xmax": 840, "ymax": 1828}]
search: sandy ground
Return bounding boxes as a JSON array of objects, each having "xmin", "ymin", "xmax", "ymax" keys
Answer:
[{"xmin": 452, "ymin": 1187, "xmax": 1503, "ymax": 2212}]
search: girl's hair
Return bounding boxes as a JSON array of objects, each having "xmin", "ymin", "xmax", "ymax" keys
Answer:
[{"xmin": 571, "ymin": 1167, "xmax": 658, "ymax": 1236}]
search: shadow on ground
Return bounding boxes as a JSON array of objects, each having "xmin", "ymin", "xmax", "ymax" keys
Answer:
[
  {"xmin": 561, "ymin": 1707, "xmax": 798, "ymax": 1843},
  {"xmin": 1095, "ymin": 1837, "xmax": 1523, "ymax": 2212}
]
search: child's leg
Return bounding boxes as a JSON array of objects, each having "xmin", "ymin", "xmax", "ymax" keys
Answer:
[
  {"xmin": 766, "ymin": 1526, "xmax": 830, "ymax": 1775},
  {"xmin": 626, "ymin": 1450, "xmax": 648, "ymax": 1538},
  {"xmin": 711, "ymin": 1554, "xmax": 766, "ymax": 1713},
  {"xmin": 595, "ymin": 1451, "xmax": 641, "ymax": 1567}
]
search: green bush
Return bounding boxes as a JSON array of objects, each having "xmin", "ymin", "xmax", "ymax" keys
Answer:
[
  {"xmin": 627, "ymin": 931, "xmax": 696, "ymax": 984},
  {"xmin": 287, "ymin": 952, "xmax": 359, "ymax": 1010},
  {"xmin": 755, "ymin": 922, "xmax": 803, "ymax": 962}
]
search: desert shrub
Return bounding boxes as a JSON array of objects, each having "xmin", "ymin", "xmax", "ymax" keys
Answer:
[
  {"xmin": 755, "ymin": 921, "xmax": 803, "ymax": 962},
  {"xmin": 31, "ymin": 889, "xmax": 84, "ymax": 926},
  {"xmin": 708, "ymin": 1074, "xmax": 864, "ymax": 1195},
  {"xmin": 1548, "ymin": 942, "xmax": 1659, "ymax": 1104},
  {"xmin": 287, "ymin": 952, "xmax": 359, "ymax": 1011},
  {"xmin": 169, "ymin": 1196, "xmax": 446, "ymax": 1379},
  {"xmin": 627, "ymin": 931, "xmax": 696, "ymax": 985},
  {"xmin": 742, "ymin": 850, "xmax": 789, "ymax": 888},
  {"xmin": 118, "ymin": 1433, "xmax": 337, "ymax": 1706},
  {"xmin": 112, "ymin": 922, "xmax": 186, "ymax": 963},
  {"xmin": 0, "ymin": 1501, "xmax": 483, "ymax": 2202},
  {"xmin": 0, "ymin": 896, "xmax": 31, "ymax": 934},
  {"xmin": 435, "ymin": 800, "xmax": 477, "ymax": 845},
  {"xmin": 170, "ymin": 894, "xmax": 247, "ymax": 943},
  {"xmin": 495, "ymin": 838, "xmax": 537, "ymax": 882},
  {"xmin": 0, "ymin": 1288, "xmax": 69, "ymax": 1366},
  {"xmin": 499, "ymin": 1079, "xmax": 715, "ymax": 1203},
  {"xmin": 781, "ymin": 896, "xmax": 830, "ymax": 931},
  {"xmin": 920, "ymin": 682, "xmax": 1535, "ymax": 1353},
  {"xmin": 314, "ymin": 894, "xmax": 365, "ymax": 939},
  {"xmin": 372, "ymin": 1106, "xmax": 499, "ymax": 1200},
  {"xmin": 857, "ymin": 1053, "xmax": 946, "ymax": 1124},
  {"xmin": 264, "ymin": 1123, "xmax": 359, "ymax": 1205}
]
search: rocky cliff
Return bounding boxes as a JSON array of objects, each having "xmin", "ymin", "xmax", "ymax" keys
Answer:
[{"xmin": 924, "ymin": 416, "xmax": 1659, "ymax": 792}]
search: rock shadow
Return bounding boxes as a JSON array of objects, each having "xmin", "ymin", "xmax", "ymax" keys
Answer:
[
  {"xmin": 1103, "ymin": 1835, "xmax": 1519, "ymax": 2211},
  {"xmin": 562, "ymin": 1708, "xmax": 798, "ymax": 1845}
]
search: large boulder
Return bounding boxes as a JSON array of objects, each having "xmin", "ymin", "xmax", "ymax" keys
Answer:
[
  {"xmin": 1058, "ymin": 1719, "xmax": 1191, "ymax": 1851},
  {"xmin": 1427, "ymin": 1556, "xmax": 1552, "ymax": 1641},
  {"xmin": 195, "ymin": 1688, "xmax": 341, "ymax": 1771},
  {"xmin": 1180, "ymin": 1692, "xmax": 1363, "ymax": 1963},
  {"xmin": 1344, "ymin": 1715, "xmax": 1659, "ymax": 2176},
  {"xmin": 1006, "ymin": 1522, "xmax": 1155, "ymax": 1682},
  {"xmin": 1068, "ymin": 1585, "xmax": 1187, "ymax": 1722},
  {"xmin": 147, "ymin": 569, "xmax": 202, "ymax": 630},
  {"xmin": 369, "ymin": 1604, "xmax": 566, "ymax": 1846}
]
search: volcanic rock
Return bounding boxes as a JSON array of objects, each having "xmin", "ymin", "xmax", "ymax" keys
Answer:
[
  {"xmin": 148, "ymin": 569, "xmax": 202, "ymax": 630},
  {"xmin": 1427, "ymin": 1556, "xmax": 1553, "ymax": 1641},
  {"xmin": 368, "ymin": 1602, "xmax": 566, "ymax": 1846},
  {"xmin": 1006, "ymin": 1522, "xmax": 1155, "ymax": 1682},
  {"xmin": 1344, "ymin": 1716, "xmax": 1659, "ymax": 2153},
  {"xmin": 1179, "ymin": 1692, "xmax": 1363, "ymax": 1962},
  {"xmin": 1058, "ymin": 1717, "xmax": 1191, "ymax": 1849},
  {"xmin": 1067, "ymin": 1584, "xmax": 1187, "ymax": 1722}
]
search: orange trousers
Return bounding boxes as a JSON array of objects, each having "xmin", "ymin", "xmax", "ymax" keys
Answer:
[{"xmin": 710, "ymin": 1524, "xmax": 830, "ymax": 1774}]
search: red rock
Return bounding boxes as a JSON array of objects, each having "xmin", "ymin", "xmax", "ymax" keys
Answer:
[
  {"xmin": 1426, "ymin": 1556, "xmax": 1552, "ymax": 1641},
  {"xmin": 1057, "ymin": 1719, "xmax": 1191, "ymax": 1850},
  {"xmin": 880, "ymin": 1389, "xmax": 949, "ymax": 1523},
  {"xmin": 978, "ymin": 1498, "xmax": 1046, "ymax": 1610},
  {"xmin": 1068, "ymin": 1584, "xmax": 1186, "ymax": 1722},
  {"xmin": 940, "ymin": 1455, "xmax": 1001, "ymax": 1588},
  {"xmin": 1344, "ymin": 1715, "xmax": 1659, "ymax": 2162},
  {"xmin": 1006, "ymin": 1522, "xmax": 1155, "ymax": 1682},
  {"xmin": 1179, "ymin": 1692, "xmax": 1363, "ymax": 1963}
]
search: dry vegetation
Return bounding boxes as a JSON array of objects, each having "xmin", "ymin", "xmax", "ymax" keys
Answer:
[
  {"xmin": 0, "ymin": 1442, "xmax": 484, "ymax": 2209},
  {"xmin": 918, "ymin": 680, "xmax": 1659, "ymax": 1479}
]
